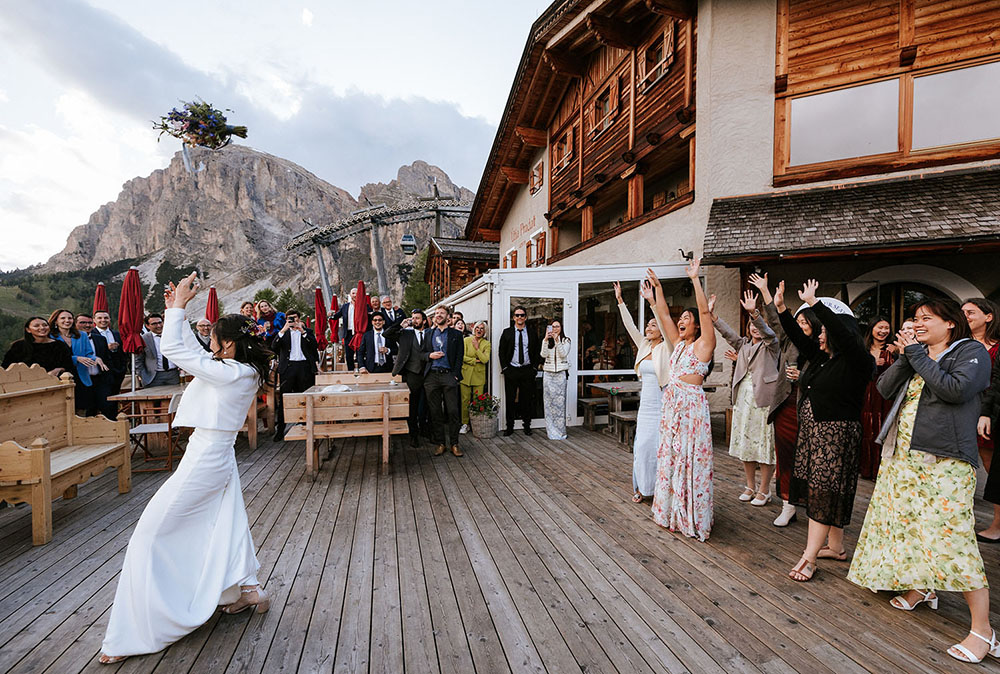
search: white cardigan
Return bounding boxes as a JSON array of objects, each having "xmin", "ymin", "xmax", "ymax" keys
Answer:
[
  {"xmin": 160, "ymin": 307, "xmax": 259, "ymax": 432},
  {"xmin": 540, "ymin": 336, "xmax": 571, "ymax": 372},
  {"xmin": 618, "ymin": 302, "xmax": 672, "ymax": 387}
]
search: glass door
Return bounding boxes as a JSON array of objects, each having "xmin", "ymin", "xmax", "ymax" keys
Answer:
[{"xmin": 503, "ymin": 293, "xmax": 570, "ymax": 429}]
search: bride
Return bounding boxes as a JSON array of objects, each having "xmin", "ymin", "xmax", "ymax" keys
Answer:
[{"xmin": 100, "ymin": 273, "xmax": 273, "ymax": 664}]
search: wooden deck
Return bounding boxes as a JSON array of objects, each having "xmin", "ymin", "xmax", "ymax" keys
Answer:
[{"xmin": 2, "ymin": 424, "xmax": 1000, "ymax": 673}]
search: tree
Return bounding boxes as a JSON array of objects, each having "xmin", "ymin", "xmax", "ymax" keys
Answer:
[
  {"xmin": 253, "ymin": 287, "xmax": 278, "ymax": 305},
  {"xmin": 402, "ymin": 247, "xmax": 431, "ymax": 312},
  {"xmin": 274, "ymin": 288, "xmax": 311, "ymax": 317}
]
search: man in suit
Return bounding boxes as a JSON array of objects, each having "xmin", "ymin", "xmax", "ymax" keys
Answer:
[
  {"xmin": 194, "ymin": 318, "xmax": 213, "ymax": 351},
  {"xmin": 390, "ymin": 309, "xmax": 429, "ymax": 446},
  {"xmin": 93, "ymin": 309, "xmax": 126, "ymax": 399},
  {"xmin": 331, "ymin": 287, "xmax": 372, "ymax": 370},
  {"xmin": 270, "ymin": 309, "xmax": 320, "ymax": 441},
  {"xmin": 140, "ymin": 313, "xmax": 181, "ymax": 387},
  {"xmin": 74, "ymin": 313, "xmax": 111, "ymax": 417},
  {"xmin": 358, "ymin": 312, "xmax": 397, "ymax": 374},
  {"xmin": 498, "ymin": 305, "xmax": 541, "ymax": 436},
  {"xmin": 421, "ymin": 305, "xmax": 465, "ymax": 457},
  {"xmin": 379, "ymin": 295, "xmax": 404, "ymax": 328}
]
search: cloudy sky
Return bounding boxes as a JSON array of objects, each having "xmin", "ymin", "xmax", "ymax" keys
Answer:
[{"xmin": 0, "ymin": 0, "xmax": 546, "ymax": 271}]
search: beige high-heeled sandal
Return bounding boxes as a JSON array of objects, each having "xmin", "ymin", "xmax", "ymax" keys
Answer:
[
  {"xmin": 98, "ymin": 654, "xmax": 128, "ymax": 665},
  {"xmin": 222, "ymin": 586, "xmax": 271, "ymax": 615}
]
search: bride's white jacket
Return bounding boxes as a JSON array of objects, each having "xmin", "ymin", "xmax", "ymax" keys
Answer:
[{"xmin": 160, "ymin": 307, "xmax": 259, "ymax": 431}]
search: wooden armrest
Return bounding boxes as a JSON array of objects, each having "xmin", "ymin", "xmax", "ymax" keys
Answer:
[
  {"xmin": 70, "ymin": 415, "xmax": 129, "ymax": 445},
  {"xmin": 0, "ymin": 438, "xmax": 50, "ymax": 484}
]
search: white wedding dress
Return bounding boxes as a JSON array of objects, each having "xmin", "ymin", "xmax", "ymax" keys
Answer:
[{"xmin": 102, "ymin": 308, "xmax": 262, "ymax": 657}]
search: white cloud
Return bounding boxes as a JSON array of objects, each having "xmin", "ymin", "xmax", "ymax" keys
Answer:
[{"xmin": 301, "ymin": 8, "xmax": 313, "ymax": 28}]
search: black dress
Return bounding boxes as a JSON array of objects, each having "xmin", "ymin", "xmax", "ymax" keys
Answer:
[
  {"xmin": 2, "ymin": 339, "xmax": 75, "ymax": 374},
  {"xmin": 779, "ymin": 303, "xmax": 874, "ymax": 527}
]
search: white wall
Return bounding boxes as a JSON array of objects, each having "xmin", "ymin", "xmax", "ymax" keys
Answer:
[{"xmin": 499, "ymin": 147, "xmax": 549, "ymax": 267}]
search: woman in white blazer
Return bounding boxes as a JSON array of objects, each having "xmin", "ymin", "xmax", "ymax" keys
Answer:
[
  {"xmin": 616, "ymin": 280, "xmax": 673, "ymax": 503},
  {"xmin": 100, "ymin": 273, "xmax": 274, "ymax": 664}
]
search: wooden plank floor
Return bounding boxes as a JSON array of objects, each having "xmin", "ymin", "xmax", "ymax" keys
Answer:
[{"xmin": 3, "ymin": 423, "xmax": 1000, "ymax": 673}]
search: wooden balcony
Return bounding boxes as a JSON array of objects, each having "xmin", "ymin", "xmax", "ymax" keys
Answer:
[{"xmin": 1, "ymin": 424, "xmax": 997, "ymax": 672}]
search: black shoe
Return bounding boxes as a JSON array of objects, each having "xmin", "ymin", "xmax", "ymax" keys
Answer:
[
  {"xmin": 502, "ymin": 428, "xmax": 513, "ymax": 437},
  {"xmin": 524, "ymin": 427, "xmax": 533, "ymax": 436},
  {"xmin": 409, "ymin": 435, "xmax": 420, "ymax": 448}
]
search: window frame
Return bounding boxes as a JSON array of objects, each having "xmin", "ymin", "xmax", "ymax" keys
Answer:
[
  {"xmin": 775, "ymin": 55, "xmax": 1000, "ymax": 185},
  {"xmin": 552, "ymin": 126, "xmax": 575, "ymax": 174},
  {"xmin": 529, "ymin": 160, "xmax": 544, "ymax": 195},
  {"xmin": 638, "ymin": 21, "xmax": 675, "ymax": 93}
]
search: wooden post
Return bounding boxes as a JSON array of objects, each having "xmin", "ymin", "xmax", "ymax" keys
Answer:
[
  {"xmin": 581, "ymin": 205, "xmax": 594, "ymax": 241},
  {"xmin": 382, "ymin": 392, "xmax": 390, "ymax": 465},
  {"xmin": 61, "ymin": 373, "xmax": 74, "ymax": 445},
  {"xmin": 627, "ymin": 174, "xmax": 644, "ymax": 220},
  {"xmin": 30, "ymin": 437, "xmax": 52, "ymax": 546},
  {"xmin": 306, "ymin": 396, "xmax": 316, "ymax": 479}
]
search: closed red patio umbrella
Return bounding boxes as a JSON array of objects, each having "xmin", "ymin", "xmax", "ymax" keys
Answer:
[
  {"xmin": 93, "ymin": 282, "xmax": 109, "ymax": 315},
  {"xmin": 328, "ymin": 294, "xmax": 339, "ymax": 346},
  {"xmin": 349, "ymin": 281, "xmax": 369, "ymax": 352},
  {"xmin": 118, "ymin": 266, "xmax": 144, "ymax": 391},
  {"xmin": 313, "ymin": 287, "xmax": 328, "ymax": 351},
  {"xmin": 205, "ymin": 286, "xmax": 219, "ymax": 323}
]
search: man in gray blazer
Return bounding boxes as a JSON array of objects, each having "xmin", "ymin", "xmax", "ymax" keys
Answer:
[{"xmin": 140, "ymin": 313, "xmax": 181, "ymax": 387}]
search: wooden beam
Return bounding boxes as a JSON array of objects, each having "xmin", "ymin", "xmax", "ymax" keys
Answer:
[
  {"xmin": 682, "ymin": 19, "xmax": 693, "ymax": 109},
  {"xmin": 585, "ymin": 14, "xmax": 638, "ymax": 50},
  {"xmin": 543, "ymin": 50, "xmax": 585, "ymax": 78},
  {"xmin": 627, "ymin": 174, "xmax": 644, "ymax": 221},
  {"xmin": 477, "ymin": 228, "xmax": 501, "ymax": 242},
  {"xmin": 514, "ymin": 125, "xmax": 547, "ymax": 148},
  {"xmin": 644, "ymin": 0, "xmax": 694, "ymax": 19},
  {"xmin": 500, "ymin": 166, "xmax": 529, "ymax": 184},
  {"xmin": 581, "ymin": 205, "xmax": 594, "ymax": 242}
]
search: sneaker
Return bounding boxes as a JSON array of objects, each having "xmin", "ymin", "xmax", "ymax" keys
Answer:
[{"xmin": 459, "ymin": 424, "xmax": 469, "ymax": 434}]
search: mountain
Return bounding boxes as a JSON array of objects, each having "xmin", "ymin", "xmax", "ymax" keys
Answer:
[{"xmin": 38, "ymin": 146, "xmax": 472, "ymax": 314}]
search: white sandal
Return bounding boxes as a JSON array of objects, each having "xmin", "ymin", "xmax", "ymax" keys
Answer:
[
  {"xmin": 222, "ymin": 586, "xmax": 271, "ymax": 615},
  {"xmin": 949, "ymin": 629, "xmax": 1000, "ymax": 663},
  {"xmin": 889, "ymin": 589, "xmax": 938, "ymax": 611},
  {"xmin": 738, "ymin": 487, "xmax": 755, "ymax": 502},
  {"xmin": 750, "ymin": 491, "xmax": 772, "ymax": 506}
]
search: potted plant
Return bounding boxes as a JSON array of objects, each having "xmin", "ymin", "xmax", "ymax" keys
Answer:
[{"xmin": 468, "ymin": 392, "xmax": 500, "ymax": 439}]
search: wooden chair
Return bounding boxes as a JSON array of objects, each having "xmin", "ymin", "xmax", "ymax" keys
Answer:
[
  {"xmin": 0, "ymin": 364, "xmax": 129, "ymax": 545},
  {"xmin": 127, "ymin": 393, "xmax": 182, "ymax": 472}
]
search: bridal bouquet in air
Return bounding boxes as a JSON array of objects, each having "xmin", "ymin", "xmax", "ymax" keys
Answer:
[{"xmin": 153, "ymin": 100, "xmax": 248, "ymax": 150}]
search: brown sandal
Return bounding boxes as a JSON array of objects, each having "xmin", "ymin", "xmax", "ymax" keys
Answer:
[
  {"xmin": 816, "ymin": 546, "xmax": 848, "ymax": 561},
  {"xmin": 788, "ymin": 557, "xmax": 816, "ymax": 582},
  {"xmin": 98, "ymin": 654, "xmax": 128, "ymax": 664}
]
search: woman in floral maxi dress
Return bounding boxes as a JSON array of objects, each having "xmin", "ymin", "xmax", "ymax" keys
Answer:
[
  {"xmin": 648, "ymin": 261, "xmax": 716, "ymax": 541},
  {"xmin": 848, "ymin": 299, "xmax": 993, "ymax": 664}
]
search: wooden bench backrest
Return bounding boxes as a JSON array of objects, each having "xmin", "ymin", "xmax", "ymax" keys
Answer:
[
  {"xmin": 284, "ymin": 389, "xmax": 409, "ymax": 424},
  {"xmin": 0, "ymin": 364, "xmax": 73, "ymax": 451},
  {"xmin": 315, "ymin": 372, "xmax": 401, "ymax": 386}
]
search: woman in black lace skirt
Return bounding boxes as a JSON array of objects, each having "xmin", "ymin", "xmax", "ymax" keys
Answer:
[{"xmin": 776, "ymin": 280, "xmax": 874, "ymax": 582}]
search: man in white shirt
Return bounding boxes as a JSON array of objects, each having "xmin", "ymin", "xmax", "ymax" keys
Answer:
[
  {"xmin": 331, "ymin": 287, "xmax": 364, "ymax": 370},
  {"xmin": 389, "ymin": 309, "xmax": 430, "ymax": 446},
  {"xmin": 359, "ymin": 313, "xmax": 396, "ymax": 374},
  {"xmin": 271, "ymin": 310, "xmax": 319, "ymax": 441},
  {"xmin": 380, "ymin": 296, "xmax": 403, "ymax": 328},
  {"xmin": 141, "ymin": 313, "xmax": 181, "ymax": 387},
  {"xmin": 93, "ymin": 310, "xmax": 126, "ymax": 399}
]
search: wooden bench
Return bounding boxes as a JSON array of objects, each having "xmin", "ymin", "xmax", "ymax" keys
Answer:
[
  {"xmin": 284, "ymin": 374, "xmax": 408, "ymax": 476},
  {"xmin": 0, "ymin": 364, "xmax": 130, "ymax": 545},
  {"xmin": 578, "ymin": 396, "xmax": 608, "ymax": 431},
  {"xmin": 609, "ymin": 409, "xmax": 638, "ymax": 449},
  {"xmin": 315, "ymin": 372, "xmax": 398, "ymax": 386}
]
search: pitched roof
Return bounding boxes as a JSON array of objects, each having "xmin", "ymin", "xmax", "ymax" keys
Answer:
[
  {"xmin": 430, "ymin": 237, "xmax": 500, "ymax": 261},
  {"xmin": 704, "ymin": 166, "xmax": 1000, "ymax": 262}
]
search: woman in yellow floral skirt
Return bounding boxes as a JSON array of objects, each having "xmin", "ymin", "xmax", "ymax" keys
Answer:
[{"xmin": 848, "ymin": 298, "xmax": 993, "ymax": 664}]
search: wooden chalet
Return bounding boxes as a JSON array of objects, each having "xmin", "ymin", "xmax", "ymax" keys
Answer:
[{"xmin": 424, "ymin": 237, "xmax": 499, "ymax": 305}]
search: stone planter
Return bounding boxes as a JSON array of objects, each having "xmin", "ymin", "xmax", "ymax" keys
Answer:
[{"xmin": 470, "ymin": 414, "xmax": 498, "ymax": 439}]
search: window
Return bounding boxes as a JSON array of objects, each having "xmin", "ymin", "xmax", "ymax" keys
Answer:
[
  {"xmin": 789, "ymin": 79, "xmax": 898, "ymax": 166},
  {"xmin": 912, "ymin": 61, "xmax": 1000, "ymax": 151},
  {"xmin": 639, "ymin": 21, "xmax": 675, "ymax": 91},
  {"xmin": 524, "ymin": 239, "xmax": 533, "ymax": 267},
  {"xmin": 588, "ymin": 82, "xmax": 618, "ymax": 138},
  {"xmin": 510, "ymin": 249, "xmax": 518, "ymax": 269},
  {"xmin": 529, "ymin": 161, "xmax": 544, "ymax": 195},
  {"xmin": 536, "ymin": 232, "xmax": 546, "ymax": 265},
  {"xmin": 527, "ymin": 231, "xmax": 545, "ymax": 267},
  {"xmin": 552, "ymin": 128, "xmax": 574, "ymax": 173},
  {"xmin": 617, "ymin": 73, "xmax": 629, "ymax": 112}
]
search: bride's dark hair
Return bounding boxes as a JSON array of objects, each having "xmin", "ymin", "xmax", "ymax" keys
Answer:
[{"xmin": 212, "ymin": 314, "xmax": 273, "ymax": 387}]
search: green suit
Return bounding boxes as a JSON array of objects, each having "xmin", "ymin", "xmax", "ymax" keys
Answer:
[{"xmin": 461, "ymin": 336, "xmax": 491, "ymax": 425}]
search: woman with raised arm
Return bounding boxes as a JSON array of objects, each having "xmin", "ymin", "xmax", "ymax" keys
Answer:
[
  {"xmin": 615, "ymin": 279, "xmax": 672, "ymax": 503},
  {"xmin": 859, "ymin": 316, "xmax": 897, "ymax": 480},
  {"xmin": 649, "ymin": 260, "xmax": 716, "ymax": 541},
  {"xmin": 711, "ymin": 289, "xmax": 780, "ymax": 507},
  {"xmin": 748, "ymin": 274, "xmax": 821, "ymax": 526},
  {"xmin": 100, "ymin": 273, "xmax": 274, "ymax": 665},
  {"xmin": 777, "ymin": 280, "xmax": 873, "ymax": 582},
  {"xmin": 848, "ymin": 299, "xmax": 992, "ymax": 664}
]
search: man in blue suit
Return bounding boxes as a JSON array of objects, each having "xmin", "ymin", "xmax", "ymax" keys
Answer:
[
  {"xmin": 358, "ymin": 312, "xmax": 397, "ymax": 374},
  {"xmin": 420, "ymin": 305, "xmax": 464, "ymax": 457}
]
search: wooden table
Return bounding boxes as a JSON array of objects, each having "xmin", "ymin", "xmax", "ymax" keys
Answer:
[
  {"xmin": 108, "ymin": 384, "xmax": 263, "ymax": 450},
  {"xmin": 588, "ymin": 381, "xmax": 641, "ymax": 438},
  {"xmin": 284, "ymin": 381, "xmax": 409, "ymax": 477}
]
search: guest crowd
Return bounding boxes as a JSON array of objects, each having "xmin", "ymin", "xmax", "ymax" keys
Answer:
[{"xmin": 5, "ymin": 269, "xmax": 1000, "ymax": 663}]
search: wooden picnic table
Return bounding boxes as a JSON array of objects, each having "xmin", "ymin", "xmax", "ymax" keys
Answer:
[
  {"xmin": 284, "ymin": 376, "xmax": 409, "ymax": 478},
  {"xmin": 589, "ymin": 380, "xmax": 719, "ymax": 440},
  {"xmin": 108, "ymin": 384, "xmax": 266, "ymax": 451}
]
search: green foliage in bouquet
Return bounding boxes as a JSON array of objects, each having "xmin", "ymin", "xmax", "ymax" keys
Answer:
[
  {"xmin": 468, "ymin": 392, "xmax": 501, "ymax": 418},
  {"xmin": 153, "ymin": 99, "xmax": 248, "ymax": 150}
]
